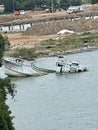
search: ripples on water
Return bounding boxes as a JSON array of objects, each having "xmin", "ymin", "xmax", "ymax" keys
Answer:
[{"xmin": 6, "ymin": 50, "xmax": 98, "ymax": 130}]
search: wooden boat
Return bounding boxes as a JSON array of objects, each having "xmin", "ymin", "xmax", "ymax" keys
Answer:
[
  {"xmin": 56, "ymin": 56, "xmax": 87, "ymax": 73},
  {"xmin": 2, "ymin": 56, "xmax": 55, "ymax": 77}
]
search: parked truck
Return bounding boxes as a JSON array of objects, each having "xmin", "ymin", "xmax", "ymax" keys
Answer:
[{"xmin": 67, "ymin": 6, "xmax": 83, "ymax": 14}]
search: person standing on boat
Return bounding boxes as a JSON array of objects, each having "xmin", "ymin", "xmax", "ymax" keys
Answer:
[{"xmin": 60, "ymin": 66, "xmax": 63, "ymax": 73}]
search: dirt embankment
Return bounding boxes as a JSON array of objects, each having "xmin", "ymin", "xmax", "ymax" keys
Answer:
[
  {"xmin": 25, "ymin": 19, "xmax": 98, "ymax": 35},
  {"xmin": 5, "ymin": 18, "xmax": 98, "ymax": 49}
]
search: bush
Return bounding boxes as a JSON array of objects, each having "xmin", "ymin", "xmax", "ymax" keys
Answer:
[{"xmin": 0, "ymin": 78, "xmax": 16, "ymax": 130}]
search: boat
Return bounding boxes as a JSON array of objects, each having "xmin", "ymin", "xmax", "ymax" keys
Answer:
[
  {"xmin": 2, "ymin": 56, "xmax": 87, "ymax": 76},
  {"xmin": 56, "ymin": 56, "xmax": 87, "ymax": 73},
  {"xmin": 2, "ymin": 56, "xmax": 55, "ymax": 77}
]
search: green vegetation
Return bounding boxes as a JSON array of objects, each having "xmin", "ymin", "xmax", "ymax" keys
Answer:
[
  {"xmin": 0, "ymin": 33, "xmax": 16, "ymax": 130},
  {"xmin": 31, "ymin": 32, "xmax": 98, "ymax": 56},
  {"xmin": 8, "ymin": 47, "xmax": 37, "ymax": 60},
  {"xmin": 0, "ymin": 33, "xmax": 10, "ymax": 66},
  {"xmin": 5, "ymin": 32, "xmax": 98, "ymax": 59},
  {"xmin": 0, "ymin": 78, "xmax": 16, "ymax": 130},
  {"xmin": 0, "ymin": 0, "xmax": 97, "ymax": 13}
]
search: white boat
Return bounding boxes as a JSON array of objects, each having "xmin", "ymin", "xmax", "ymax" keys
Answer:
[
  {"xmin": 56, "ymin": 56, "xmax": 87, "ymax": 73},
  {"xmin": 2, "ymin": 56, "xmax": 49, "ymax": 77},
  {"xmin": 2, "ymin": 56, "xmax": 87, "ymax": 76}
]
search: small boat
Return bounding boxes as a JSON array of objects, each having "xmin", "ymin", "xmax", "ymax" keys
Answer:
[
  {"xmin": 56, "ymin": 56, "xmax": 87, "ymax": 73},
  {"xmin": 2, "ymin": 56, "xmax": 55, "ymax": 77}
]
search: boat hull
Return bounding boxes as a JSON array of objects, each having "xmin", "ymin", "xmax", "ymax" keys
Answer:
[
  {"xmin": 4, "ymin": 67, "xmax": 27, "ymax": 77},
  {"xmin": 2, "ymin": 56, "xmax": 46, "ymax": 77},
  {"xmin": 56, "ymin": 58, "xmax": 87, "ymax": 73},
  {"xmin": 56, "ymin": 65, "xmax": 87, "ymax": 73}
]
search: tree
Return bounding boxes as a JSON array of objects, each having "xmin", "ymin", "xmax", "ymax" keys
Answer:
[
  {"xmin": 0, "ymin": 78, "xmax": 16, "ymax": 130},
  {"xmin": 82, "ymin": 0, "xmax": 91, "ymax": 4},
  {"xmin": 60, "ymin": 0, "xmax": 69, "ymax": 9},
  {"xmin": 70, "ymin": 0, "xmax": 82, "ymax": 6},
  {"xmin": 0, "ymin": 33, "xmax": 16, "ymax": 130},
  {"xmin": 0, "ymin": 33, "xmax": 10, "ymax": 66},
  {"xmin": 91, "ymin": 0, "xmax": 98, "ymax": 4},
  {"xmin": 1, "ymin": 0, "xmax": 14, "ymax": 12},
  {"xmin": 1, "ymin": 0, "xmax": 92, "ymax": 13},
  {"xmin": 16, "ymin": 0, "xmax": 35, "ymax": 10}
]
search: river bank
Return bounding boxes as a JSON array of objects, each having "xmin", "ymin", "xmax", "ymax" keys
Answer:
[
  {"xmin": 1, "ymin": 8, "xmax": 98, "ymax": 59},
  {"xmin": 52, "ymin": 46, "xmax": 98, "ymax": 56},
  {"xmin": 5, "ymin": 30, "xmax": 98, "ymax": 60}
]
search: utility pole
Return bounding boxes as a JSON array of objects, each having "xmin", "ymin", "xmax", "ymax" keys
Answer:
[
  {"xmin": 57, "ymin": 0, "xmax": 60, "ymax": 11},
  {"xmin": 13, "ymin": 0, "xmax": 15, "ymax": 12},
  {"xmin": 69, "ymin": 0, "xmax": 71, "ymax": 6},
  {"xmin": 51, "ymin": 0, "xmax": 54, "ymax": 13}
]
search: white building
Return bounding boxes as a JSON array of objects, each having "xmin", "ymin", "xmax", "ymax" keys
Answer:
[{"xmin": 0, "ymin": 5, "xmax": 5, "ymax": 13}]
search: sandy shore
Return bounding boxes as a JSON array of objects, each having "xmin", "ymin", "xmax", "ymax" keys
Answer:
[{"xmin": 5, "ymin": 32, "xmax": 59, "ymax": 49}]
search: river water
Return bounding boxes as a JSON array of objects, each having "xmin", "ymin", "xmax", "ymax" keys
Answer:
[{"xmin": 6, "ymin": 50, "xmax": 98, "ymax": 130}]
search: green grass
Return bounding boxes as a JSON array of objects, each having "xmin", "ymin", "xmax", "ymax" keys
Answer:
[
  {"xmin": 5, "ymin": 32, "xmax": 98, "ymax": 59},
  {"xmin": 38, "ymin": 32, "xmax": 98, "ymax": 53}
]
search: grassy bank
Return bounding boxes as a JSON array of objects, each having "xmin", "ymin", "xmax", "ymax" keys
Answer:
[{"xmin": 5, "ymin": 32, "xmax": 98, "ymax": 59}]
